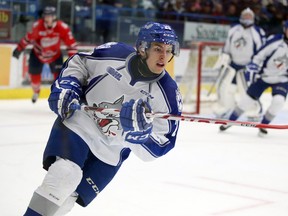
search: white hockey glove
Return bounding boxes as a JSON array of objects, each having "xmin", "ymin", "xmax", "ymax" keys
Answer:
[
  {"xmin": 120, "ymin": 99, "xmax": 153, "ymax": 144},
  {"xmin": 244, "ymin": 63, "xmax": 261, "ymax": 86},
  {"xmin": 213, "ymin": 53, "xmax": 231, "ymax": 70},
  {"xmin": 48, "ymin": 77, "xmax": 82, "ymax": 120}
]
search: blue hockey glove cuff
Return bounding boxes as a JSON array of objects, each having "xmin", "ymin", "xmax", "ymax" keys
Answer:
[
  {"xmin": 244, "ymin": 63, "xmax": 261, "ymax": 85},
  {"xmin": 123, "ymin": 127, "xmax": 152, "ymax": 144},
  {"xmin": 120, "ymin": 98, "xmax": 153, "ymax": 132},
  {"xmin": 48, "ymin": 76, "xmax": 82, "ymax": 119}
]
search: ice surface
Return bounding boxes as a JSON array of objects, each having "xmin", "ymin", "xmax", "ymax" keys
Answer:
[{"xmin": 0, "ymin": 97, "xmax": 288, "ymax": 216}]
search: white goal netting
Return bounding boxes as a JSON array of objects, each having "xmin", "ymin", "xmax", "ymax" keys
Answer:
[{"xmin": 178, "ymin": 42, "xmax": 224, "ymax": 114}]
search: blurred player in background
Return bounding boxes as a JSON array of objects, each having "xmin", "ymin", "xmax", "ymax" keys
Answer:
[
  {"xmin": 12, "ymin": 6, "xmax": 77, "ymax": 103},
  {"xmin": 212, "ymin": 8, "xmax": 266, "ymax": 119},
  {"xmin": 220, "ymin": 20, "xmax": 288, "ymax": 137},
  {"xmin": 23, "ymin": 22, "xmax": 182, "ymax": 215}
]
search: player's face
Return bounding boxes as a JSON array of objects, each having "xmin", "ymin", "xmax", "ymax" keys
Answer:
[
  {"xmin": 44, "ymin": 15, "xmax": 55, "ymax": 28},
  {"xmin": 240, "ymin": 12, "xmax": 254, "ymax": 28},
  {"xmin": 145, "ymin": 42, "xmax": 173, "ymax": 74}
]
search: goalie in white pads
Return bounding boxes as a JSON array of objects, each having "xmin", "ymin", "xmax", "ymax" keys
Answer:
[
  {"xmin": 212, "ymin": 8, "xmax": 266, "ymax": 119},
  {"xmin": 220, "ymin": 20, "xmax": 288, "ymax": 137},
  {"xmin": 23, "ymin": 22, "xmax": 182, "ymax": 215}
]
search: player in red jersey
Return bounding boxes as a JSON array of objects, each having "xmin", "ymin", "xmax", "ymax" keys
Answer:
[{"xmin": 12, "ymin": 6, "xmax": 78, "ymax": 103}]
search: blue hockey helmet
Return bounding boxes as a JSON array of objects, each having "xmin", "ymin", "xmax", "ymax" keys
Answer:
[{"xmin": 136, "ymin": 22, "xmax": 180, "ymax": 56}]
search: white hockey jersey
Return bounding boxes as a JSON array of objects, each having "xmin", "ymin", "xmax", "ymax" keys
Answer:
[
  {"xmin": 59, "ymin": 42, "xmax": 182, "ymax": 166},
  {"xmin": 251, "ymin": 34, "xmax": 288, "ymax": 84},
  {"xmin": 223, "ymin": 24, "xmax": 266, "ymax": 67}
]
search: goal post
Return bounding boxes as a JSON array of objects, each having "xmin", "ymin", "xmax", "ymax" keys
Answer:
[{"xmin": 179, "ymin": 41, "xmax": 224, "ymax": 114}]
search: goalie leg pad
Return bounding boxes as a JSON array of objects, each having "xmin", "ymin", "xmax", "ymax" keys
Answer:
[
  {"xmin": 213, "ymin": 66, "xmax": 236, "ymax": 116},
  {"xmin": 236, "ymin": 69, "xmax": 263, "ymax": 120},
  {"xmin": 213, "ymin": 53, "xmax": 231, "ymax": 70},
  {"xmin": 35, "ymin": 158, "xmax": 82, "ymax": 207},
  {"xmin": 216, "ymin": 65, "xmax": 236, "ymax": 92},
  {"xmin": 236, "ymin": 69, "xmax": 248, "ymax": 95}
]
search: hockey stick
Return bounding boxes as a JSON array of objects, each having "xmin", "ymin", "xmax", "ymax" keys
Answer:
[{"xmin": 70, "ymin": 104, "xmax": 288, "ymax": 129}]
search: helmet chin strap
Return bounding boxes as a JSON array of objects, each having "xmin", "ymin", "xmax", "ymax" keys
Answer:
[{"xmin": 168, "ymin": 55, "xmax": 174, "ymax": 63}]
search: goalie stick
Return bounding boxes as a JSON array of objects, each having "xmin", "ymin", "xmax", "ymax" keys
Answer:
[
  {"xmin": 70, "ymin": 104, "xmax": 288, "ymax": 129},
  {"xmin": 206, "ymin": 65, "xmax": 225, "ymax": 97}
]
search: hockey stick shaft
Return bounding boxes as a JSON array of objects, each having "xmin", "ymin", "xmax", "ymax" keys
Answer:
[{"xmin": 70, "ymin": 104, "xmax": 288, "ymax": 129}]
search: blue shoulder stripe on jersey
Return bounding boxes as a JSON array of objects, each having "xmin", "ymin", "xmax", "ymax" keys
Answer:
[
  {"xmin": 257, "ymin": 34, "xmax": 282, "ymax": 53},
  {"xmin": 254, "ymin": 26, "xmax": 265, "ymax": 37},
  {"xmin": 262, "ymin": 49, "xmax": 277, "ymax": 72},
  {"xmin": 157, "ymin": 72, "xmax": 181, "ymax": 115},
  {"xmin": 91, "ymin": 42, "xmax": 136, "ymax": 59},
  {"xmin": 253, "ymin": 34, "xmax": 282, "ymax": 71},
  {"xmin": 85, "ymin": 74, "xmax": 108, "ymax": 95}
]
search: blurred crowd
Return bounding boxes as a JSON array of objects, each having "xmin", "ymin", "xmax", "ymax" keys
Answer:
[
  {"xmin": 9, "ymin": 0, "xmax": 288, "ymax": 43},
  {"xmin": 95, "ymin": 0, "xmax": 288, "ymax": 35}
]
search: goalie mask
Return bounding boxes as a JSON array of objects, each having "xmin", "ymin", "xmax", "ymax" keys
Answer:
[
  {"xmin": 136, "ymin": 22, "xmax": 180, "ymax": 57},
  {"xmin": 239, "ymin": 8, "xmax": 255, "ymax": 28}
]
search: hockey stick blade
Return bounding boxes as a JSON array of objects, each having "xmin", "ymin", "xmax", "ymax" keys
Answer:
[{"xmin": 70, "ymin": 104, "xmax": 288, "ymax": 129}]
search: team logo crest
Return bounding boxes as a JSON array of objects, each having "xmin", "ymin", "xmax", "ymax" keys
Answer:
[
  {"xmin": 92, "ymin": 96, "xmax": 124, "ymax": 137},
  {"xmin": 273, "ymin": 54, "xmax": 288, "ymax": 70},
  {"xmin": 234, "ymin": 37, "xmax": 247, "ymax": 48}
]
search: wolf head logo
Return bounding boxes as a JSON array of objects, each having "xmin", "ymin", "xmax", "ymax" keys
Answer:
[{"xmin": 92, "ymin": 96, "xmax": 124, "ymax": 137}]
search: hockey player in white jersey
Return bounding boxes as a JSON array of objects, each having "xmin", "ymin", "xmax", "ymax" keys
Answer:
[
  {"xmin": 212, "ymin": 8, "xmax": 266, "ymax": 119},
  {"xmin": 220, "ymin": 20, "xmax": 288, "ymax": 136},
  {"xmin": 23, "ymin": 22, "xmax": 182, "ymax": 215}
]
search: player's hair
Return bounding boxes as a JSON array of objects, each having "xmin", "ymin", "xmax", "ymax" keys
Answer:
[{"xmin": 136, "ymin": 22, "xmax": 180, "ymax": 56}]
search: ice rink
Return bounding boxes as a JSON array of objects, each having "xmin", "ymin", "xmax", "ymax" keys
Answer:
[{"xmin": 1, "ymin": 96, "xmax": 288, "ymax": 216}]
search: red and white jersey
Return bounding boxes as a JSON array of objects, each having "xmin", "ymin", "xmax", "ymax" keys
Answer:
[{"xmin": 16, "ymin": 19, "xmax": 77, "ymax": 63}]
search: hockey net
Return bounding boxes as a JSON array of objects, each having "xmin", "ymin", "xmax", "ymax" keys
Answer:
[{"xmin": 178, "ymin": 41, "xmax": 224, "ymax": 114}]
